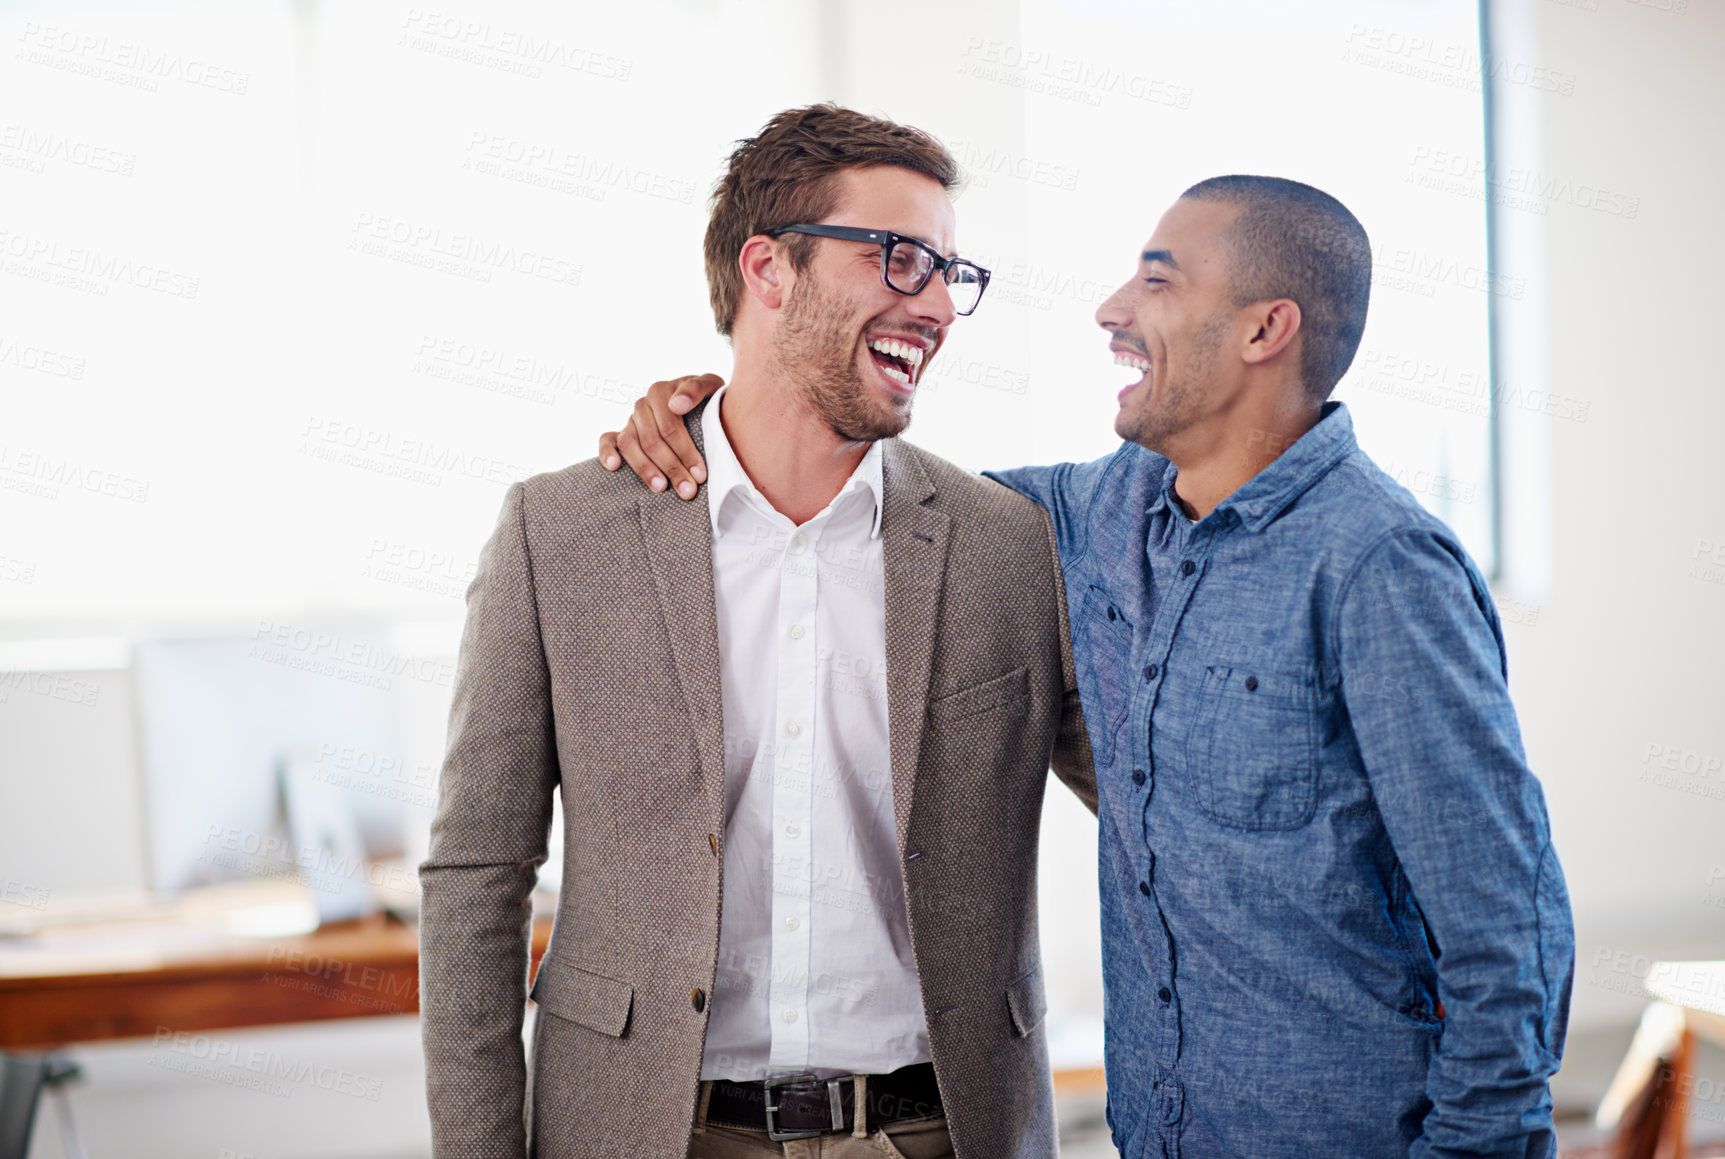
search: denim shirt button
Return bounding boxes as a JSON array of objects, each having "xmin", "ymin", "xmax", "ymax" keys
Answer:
[
  {"xmin": 1157, "ymin": 987, "xmax": 1172, "ymax": 1003},
  {"xmin": 1245, "ymin": 674, "xmax": 1259, "ymax": 691},
  {"xmin": 1180, "ymin": 559, "xmax": 1196, "ymax": 576},
  {"xmin": 1138, "ymin": 881, "xmax": 1152, "ymax": 897},
  {"xmin": 1143, "ymin": 664, "xmax": 1158, "ymax": 681},
  {"xmin": 1132, "ymin": 769, "xmax": 1146, "ymax": 786}
]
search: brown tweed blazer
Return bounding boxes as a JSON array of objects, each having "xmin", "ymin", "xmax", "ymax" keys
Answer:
[{"xmin": 419, "ymin": 401, "xmax": 1097, "ymax": 1159}]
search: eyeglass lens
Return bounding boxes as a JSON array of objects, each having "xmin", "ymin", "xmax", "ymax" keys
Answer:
[{"xmin": 885, "ymin": 240, "xmax": 984, "ymax": 314}]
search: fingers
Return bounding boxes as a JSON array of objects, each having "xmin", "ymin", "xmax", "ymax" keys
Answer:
[
  {"xmin": 669, "ymin": 373, "xmax": 725, "ymax": 415},
  {"xmin": 630, "ymin": 395, "xmax": 705, "ymax": 498},
  {"xmin": 614, "ymin": 412, "xmax": 666, "ymax": 492},
  {"xmin": 639, "ymin": 379, "xmax": 709, "ymax": 496},
  {"xmin": 605, "ymin": 373, "xmax": 724, "ymax": 497}
]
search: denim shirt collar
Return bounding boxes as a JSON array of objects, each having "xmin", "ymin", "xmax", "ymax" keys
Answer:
[{"xmin": 1149, "ymin": 401, "xmax": 1357, "ymax": 534}]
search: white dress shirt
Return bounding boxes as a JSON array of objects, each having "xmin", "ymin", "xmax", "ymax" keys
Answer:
[{"xmin": 697, "ymin": 388, "xmax": 928, "ymax": 1081}]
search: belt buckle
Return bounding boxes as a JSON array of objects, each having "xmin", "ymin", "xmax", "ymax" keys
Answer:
[{"xmin": 762, "ymin": 1073, "xmax": 846, "ymax": 1142}]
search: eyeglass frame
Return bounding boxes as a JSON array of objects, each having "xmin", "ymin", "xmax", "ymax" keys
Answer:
[{"xmin": 764, "ymin": 223, "xmax": 991, "ymax": 316}]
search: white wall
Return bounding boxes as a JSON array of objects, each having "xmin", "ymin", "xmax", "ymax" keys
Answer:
[{"xmin": 1491, "ymin": 0, "xmax": 1725, "ymax": 1030}]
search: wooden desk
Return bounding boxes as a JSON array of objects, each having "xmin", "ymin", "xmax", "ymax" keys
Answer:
[
  {"xmin": 0, "ymin": 880, "xmax": 552, "ymax": 1050},
  {"xmin": 2, "ymin": 880, "xmax": 1108, "ymax": 1104}
]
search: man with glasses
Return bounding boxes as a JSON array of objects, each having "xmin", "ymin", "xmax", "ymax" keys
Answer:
[{"xmin": 419, "ymin": 103, "xmax": 1094, "ymax": 1159}]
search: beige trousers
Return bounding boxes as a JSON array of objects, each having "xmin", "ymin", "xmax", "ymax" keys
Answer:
[{"xmin": 687, "ymin": 1080, "xmax": 954, "ymax": 1159}]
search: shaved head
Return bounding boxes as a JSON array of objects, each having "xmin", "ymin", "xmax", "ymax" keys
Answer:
[{"xmin": 1179, "ymin": 175, "xmax": 1372, "ymax": 399}]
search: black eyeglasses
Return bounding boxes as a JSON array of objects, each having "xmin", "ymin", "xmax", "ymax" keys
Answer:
[{"xmin": 766, "ymin": 224, "xmax": 991, "ymax": 316}]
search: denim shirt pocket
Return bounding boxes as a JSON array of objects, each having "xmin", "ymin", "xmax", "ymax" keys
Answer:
[
  {"xmin": 1186, "ymin": 663, "xmax": 1320, "ymax": 830},
  {"xmin": 1080, "ymin": 585, "xmax": 1135, "ymax": 767}
]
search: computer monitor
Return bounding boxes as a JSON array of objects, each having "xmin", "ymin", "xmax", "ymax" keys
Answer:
[{"xmin": 131, "ymin": 622, "xmax": 422, "ymax": 902}]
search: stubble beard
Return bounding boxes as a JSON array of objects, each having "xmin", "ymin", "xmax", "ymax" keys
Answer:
[
  {"xmin": 1116, "ymin": 314, "xmax": 1231, "ymax": 453},
  {"xmin": 775, "ymin": 268, "xmax": 913, "ymax": 444}
]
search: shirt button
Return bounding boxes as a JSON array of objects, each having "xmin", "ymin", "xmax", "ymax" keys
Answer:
[
  {"xmin": 791, "ymin": 534, "xmax": 807, "ymax": 553},
  {"xmin": 784, "ymin": 722, "xmax": 802, "ymax": 738},
  {"xmin": 1245, "ymin": 675, "xmax": 1259, "ymax": 691},
  {"xmin": 784, "ymin": 916, "xmax": 800, "ymax": 931},
  {"xmin": 1107, "ymin": 607, "xmax": 1117, "ymax": 621},
  {"xmin": 692, "ymin": 988, "xmax": 706, "ymax": 1012},
  {"xmin": 1181, "ymin": 560, "xmax": 1196, "ymax": 577},
  {"xmin": 782, "ymin": 1009, "xmax": 798, "ymax": 1024},
  {"xmin": 1158, "ymin": 987, "xmax": 1172, "ymax": 1004},
  {"xmin": 1139, "ymin": 881, "xmax": 1152, "ymax": 897},
  {"xmin": 1132, "ymin": 769, "xmax": 1146, "ymax": 786},
  {"xmin": 788, "ymin": 624, "xmax": 806, "ymax": 640},
  {"xmin": 784, "ymin": 824, "xmax": 800, "ymax": 838},
  {"xmin": 1143, "ymin": 664, "xmax": 1159, "ymax": 681}
]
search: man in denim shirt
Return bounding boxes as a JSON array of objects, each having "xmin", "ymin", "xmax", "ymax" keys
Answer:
[
  {"xmin": 603, "ymin": 175, "xmax": 1573, "ymax": 1158},
  {"xmin": 984, "ymin": 178, "xmax": 1572, "ymax": 1158}
]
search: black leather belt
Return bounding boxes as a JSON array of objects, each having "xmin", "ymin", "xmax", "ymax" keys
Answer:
[{"xmin": 707, "ymin": 1062, "xmax": 942, "ymax": 1141}]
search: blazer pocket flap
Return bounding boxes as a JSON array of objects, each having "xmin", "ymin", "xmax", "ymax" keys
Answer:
[
  {"xmin": 530, "ymin": 961, "xmax": 633, "ymax": 1038},
  {"xmin": 1006, "ymin": 965, "xmax": 1047, "ymax": 1038},
  {"xmin": 928, "ymin": 667, "xmax": 1030, "ymax": 722}
]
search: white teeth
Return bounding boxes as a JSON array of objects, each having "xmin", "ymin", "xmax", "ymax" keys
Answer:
[
  {"xmin": 879, "ymin": 362, "xmax": 911, "ymax": 386},
  {"xmin": 869, "ymin": 337, "xmax": 924, "ymax": 367},
  {"xmin": 1114, "ymin": 352, "xmax": 1151, "ymax": 373}
]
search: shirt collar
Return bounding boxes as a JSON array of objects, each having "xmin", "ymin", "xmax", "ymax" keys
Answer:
[
  {"xmin": 1147, "ymin": 401, "xmax": 1358, "ymax": 533},
  {"xmin": 701, "ymin": 385, "xmax": 885, "ymax": 540}
]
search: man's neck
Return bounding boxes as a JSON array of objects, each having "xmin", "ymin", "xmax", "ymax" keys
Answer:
[
  {"xmin": 1165, "ymin": 401, "xmax": 1322, "ymax": 522},
  {"xmin": 718, "ymin": 374, "xmax": 873, "ymax": 527}
]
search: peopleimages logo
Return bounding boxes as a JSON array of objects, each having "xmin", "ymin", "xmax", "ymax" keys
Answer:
[
  {"xmin": 957, "ymin": 37, "xmax": 1193, "ymax": 110},
  {"xmin": 0, "ymin": 227, "xmax": 199, "ymax": 299},
  {"xmin": 399, "ymin": 10, "xmax": 633, "ymax": 81},
  {"xmin": 947, "ymin": 140, "xmax": 1080, "ymax": 193},
  {"xmin": 149, "ymin": 1028, "xmax": 383, "ymax": 1101},
  {"xmin": 0, "ymin": 444, "xmax": 149, "ymax": 502},
  {"xmin": 14, "ymin": 22, "xmax": 251, "ymax": 94}
]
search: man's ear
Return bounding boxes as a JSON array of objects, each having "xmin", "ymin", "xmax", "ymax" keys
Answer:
[
  {"xmin": 1241, "ymin": 298, "xmax": 1301, "ymax": 367},
  {"xmin": 738, "ymin": 234, "xmax": 789, "ymax": 312}
]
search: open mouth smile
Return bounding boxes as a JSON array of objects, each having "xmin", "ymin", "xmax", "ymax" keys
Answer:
[
  {"xmin": 1112, "ymin": 346, "xmax": 1151, "ymax": 403},
  {"xmin": 867, "ymin": 335, "xmax": 926, "ymax": 390}
]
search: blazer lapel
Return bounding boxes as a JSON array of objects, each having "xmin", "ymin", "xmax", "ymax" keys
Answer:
[
  {"xmin": 636, "ymin": 401, "xmax": 727, "ymax": 825},
  {"xmin": 880, "ymin": 440, "xmax": 951, "ymax": 854}
]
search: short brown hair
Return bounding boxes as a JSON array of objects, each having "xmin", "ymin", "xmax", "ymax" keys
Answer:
[{"xmin": 703, "ymin": 104, "xmax": 959, "ymax": 336}]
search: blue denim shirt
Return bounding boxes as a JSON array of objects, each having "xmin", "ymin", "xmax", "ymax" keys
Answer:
[{"xmin": 988, "ymin": 403, "xmax": 1573, "ymax": 1159}]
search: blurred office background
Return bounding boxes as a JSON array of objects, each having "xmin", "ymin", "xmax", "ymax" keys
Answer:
[{"xmin": 1, "ymin": 0, "xmax": 1721, "ymax": 1155}]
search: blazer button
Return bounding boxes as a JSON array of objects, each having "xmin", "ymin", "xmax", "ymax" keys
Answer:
[{"xmin": 692, "ymin": 988, "xmax": 706, "ymax": 1012}]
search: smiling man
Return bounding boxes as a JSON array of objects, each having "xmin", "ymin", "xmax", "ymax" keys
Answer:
[
  {"xmin": 420, "ymin": 104, "xmax": 1095, "ymax": 1159},
  {"xmin": 605, "ymin": 175, "xmax": 1574, "ymax": 1158}
]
